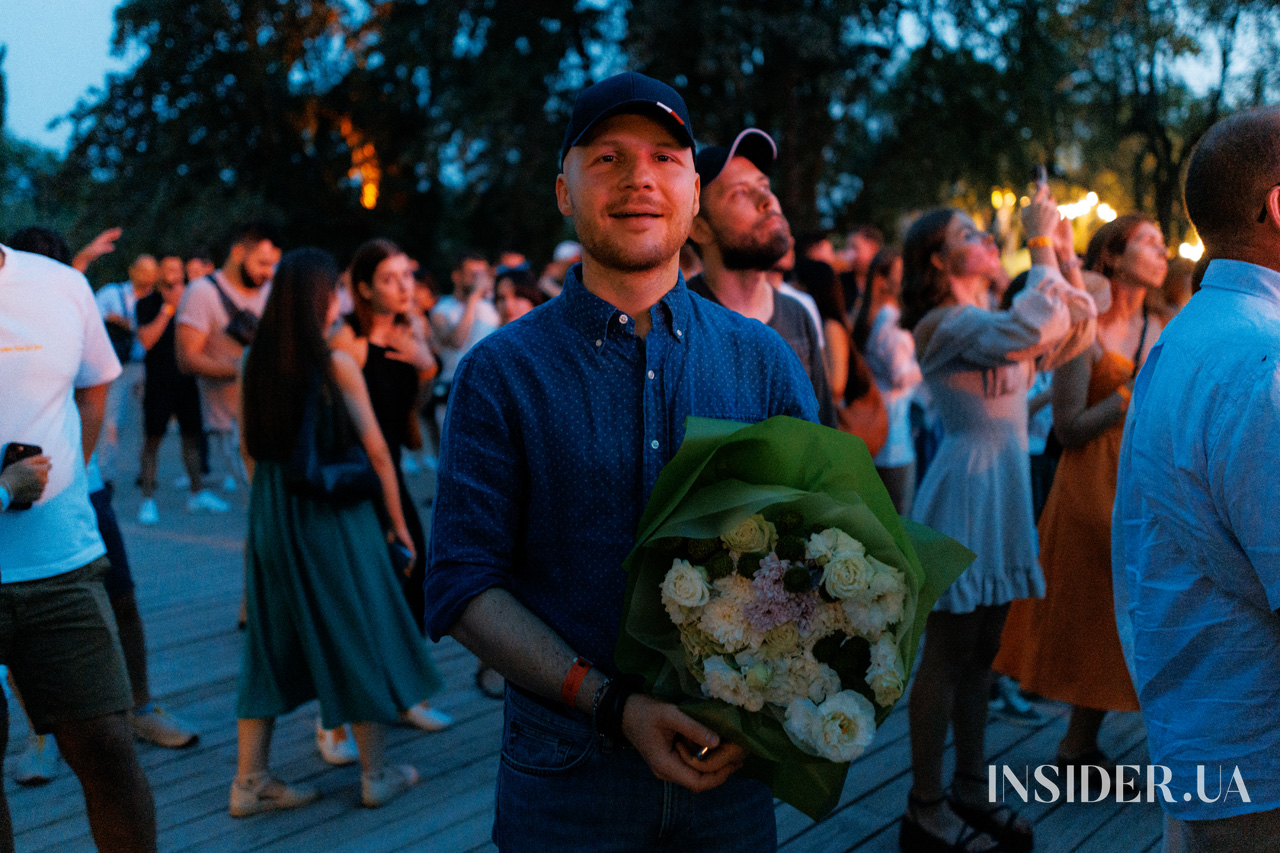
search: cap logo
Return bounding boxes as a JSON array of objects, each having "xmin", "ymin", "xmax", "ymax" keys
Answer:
[{"xmin": 655, "ymin": 101, "xmax": 685, "ymax": 126}]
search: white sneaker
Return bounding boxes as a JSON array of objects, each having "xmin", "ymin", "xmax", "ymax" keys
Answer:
[
  {"xmin": 172, "ymin": 474, "xmax": 192, "ymax": 489},
  {"xmin": 14, "ymin": 734, "xmax": 59, "ymax": 786},
  {"xmin": 137, "ymin": 498, "xmax": 159, "ymax": 525},
  {"xmin": 399, "ymin": 701, "xmax": 453, "ymax": 732},
  {"xmin": 187, "ymin": 489, "xmax": 231, "ymax": 513},
  {"xmin": 222, "ymin": 474, "xmax": 238, "ymax": 493},
  {"xmin": 315, "ymin": 720, "xmax": 359, "ymax": 766}
]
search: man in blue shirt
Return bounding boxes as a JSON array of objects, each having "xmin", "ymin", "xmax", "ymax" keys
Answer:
[
  {"xmin": 426, "ymin": 72, "xmax": 817, "ymax": 851},
  {"xmin": 1113, "ymin": 108, "xmax": 1280, "ymax": 851}
]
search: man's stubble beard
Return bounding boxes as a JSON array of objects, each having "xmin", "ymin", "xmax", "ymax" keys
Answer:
[
  {"xmin": 712, "ymin": 213, "xmax": 792, "ymax": 272},
  {"xmin": 574, "ymin": 206, "xmax": 694, "ymax": 275},
  {"xmin": 239, "ymin": 261, "xmax": 268, "ymax": 289}
]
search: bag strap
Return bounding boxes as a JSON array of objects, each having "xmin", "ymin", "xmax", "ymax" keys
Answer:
[{"xmin": 206, "ymin": 273, "xmax": 243, "ymax": 318}]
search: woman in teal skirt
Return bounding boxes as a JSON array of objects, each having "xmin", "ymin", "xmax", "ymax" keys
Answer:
[{"xmin": 233, "ymin": 248, "xmax": 442, "ymax": 816}]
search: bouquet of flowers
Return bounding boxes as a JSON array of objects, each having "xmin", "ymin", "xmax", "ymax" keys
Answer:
[{"xmin": 616, "ymin": 416, "xmax": 973, "ymax": 819}]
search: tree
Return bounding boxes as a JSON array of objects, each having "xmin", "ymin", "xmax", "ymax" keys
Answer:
[{"xmin": 627, "ymin": 0, "xmax": 903, "ymax": 232}]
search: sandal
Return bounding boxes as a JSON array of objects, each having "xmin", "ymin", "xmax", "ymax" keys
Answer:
[
  {"xmin": 901, "ymin": 790, "xmax": 1005, "ymax": 853},
  {"xmin": 948, "ymin": 772, "xmax": 1032, "ymax": 853}
]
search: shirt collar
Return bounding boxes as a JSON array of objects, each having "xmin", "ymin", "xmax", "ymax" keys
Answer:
[
  {"xmin": 559, "ymin": 263, "xmax": 690, "ymax": 348},
  {"xmin": 1200, "ymin": 259, "xmax": 1280, "ymax": 307}
]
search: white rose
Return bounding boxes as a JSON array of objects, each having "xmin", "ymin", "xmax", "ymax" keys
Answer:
[
  {"xmin": 823, "ymin": 551, "xmax": 875, "ymax": 600},
  {"xmin": 867, "ymin": 635, "xmax": 906, "ymax": 706},
  {"xmin": 761, "ymin": 623, "xmax": 802, "ymax": 657},
  {"xmin": 813, "ymin": 690, "xmax": 878, "ymax": 762},
  {"xmin": 661, "ymin": 560, "xmax": 711, "ymax": 625},
  {"xmin": 722, "ymin": 514, "xmax": 776, "ymax": 554}
]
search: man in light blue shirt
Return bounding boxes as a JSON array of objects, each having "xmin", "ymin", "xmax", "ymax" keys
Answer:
[{"xmin": 1114, "ymin": 107, "xmax": 1280, "ymax": 851}]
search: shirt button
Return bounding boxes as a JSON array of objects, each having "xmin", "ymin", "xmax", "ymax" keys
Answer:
[
  {"xmin": 675, "ymin": 329, "xmax": 683, "ymax": 337},
  {"xmin": 647, "ymin": 370, "xmax": 655, "ymax": 379},
  {"xmin": 595, "ymin": 339, "xmax": 603, "ymax": 347},
  {"xmin": 650, "ymin": 440, "xmax": 659, "ymax": 450},
  {"xmin": 619, "ymin": 315, "xmax": 629, "ymax": 325}
]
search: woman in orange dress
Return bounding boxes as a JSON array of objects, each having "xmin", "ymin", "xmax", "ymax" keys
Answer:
[{"xmin": 995, "ymin": 214, "xmax": 1168, "ymax": 767}]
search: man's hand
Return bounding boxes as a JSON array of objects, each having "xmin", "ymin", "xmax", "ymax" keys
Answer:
[
  {"xmin": 0, "ymin": 455, "xmax": 52, "ymax": 506},
  {"xmin": 621, "ymin": 694, "xmax": 747, "ymax": 793},
  {"xmin": 72, "ymin": 227, "xmax": 123, "ymax": 273}
]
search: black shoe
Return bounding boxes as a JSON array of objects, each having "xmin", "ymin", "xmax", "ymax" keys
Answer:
[
  {"xmin": 948, "ymin": 772, "xmax": 1031, "ymax": 853},
  {"xmin": 901, "ymin": 791, "xmax": 1005, "ymax": 853}
]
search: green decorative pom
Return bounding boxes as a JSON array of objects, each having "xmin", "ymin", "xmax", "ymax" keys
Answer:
[
  {"xmin": 775, "ymin": 508, "xmax": 804, "ymax": 533},
  {"xmin": 737, "ymin": 551, "xmax": 768, "ymax": 578},
  {"xmin": 705, "ymin": 550, "xmax": 734, "ymax": 581},
  {"xmin": 783, "ymin": 565, "xmax": 813, "ymax": 594},
  {"xmin": 775, "ymin": 533, "xmax": 806, "ymax": 562},
  {"xmin": 653, "ymin": 537, "xmax": 684, "ymax": 556},
  {"xmin": 687, "ymin": 537, "xmax": 721, "ymax": 561}
]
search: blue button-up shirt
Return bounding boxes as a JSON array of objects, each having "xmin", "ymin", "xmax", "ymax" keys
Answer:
[
  {"xmin": 1113, "ymin": 259, "xmax": 1280, "ymax": 820},
  {"xmin": 426, "ymin": 265, "xmax": 818, "ymax": 673}
]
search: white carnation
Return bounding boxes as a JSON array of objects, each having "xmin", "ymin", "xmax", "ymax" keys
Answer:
[
  {"xmin": 867, "ymin": 634, "xmax": 906, "ymax": 707},
  {"xmin": 841, "ymin": 559, "xmax": 908, "ymax": 639},
  {"xmin": 806, "ymin": 528, "xmax": 863, "ymax": 565},
  {"xmin": 699, "ymin": 595, "xmax": 752, "ymax": 652},
  {"xmin": 702, "ymin": 656, "xmax": 764, "ymax": 712}
]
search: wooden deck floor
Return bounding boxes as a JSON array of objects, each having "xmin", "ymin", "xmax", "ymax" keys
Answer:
[{"xmin": 5, "ymin": 424, "xmax": 1165, "ymax": 852}]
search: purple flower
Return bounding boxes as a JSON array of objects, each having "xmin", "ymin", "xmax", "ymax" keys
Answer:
[{"xmin": 745, "ymin": 554, "xmax": 817, "ymax": 634}]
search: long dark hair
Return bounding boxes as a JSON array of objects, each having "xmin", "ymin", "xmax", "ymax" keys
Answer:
[
  {"xmin": 1083, "ymin": 213, "xmax": 1156, "ymax": 278},
  {"xmin": 796, "ymin": 258, "xmax": 844, "ymax": 324},
  {"xmin": 242, "ymin": 248, "xmax": 342, "ymax": 462},
  {"xmin": 900, "ymin": 209, "xmax": 958, "ymax": 331},
  {"xmin": 347, "ymin": 237, "xmax": 405, "ymax": 336},
  {"xmin": 853, "ymin": 246, "xmax": 903, "ymax": 352},
  {"xmin": 793, "ymin": 257, "xmax": 872, "ymax": 405}
]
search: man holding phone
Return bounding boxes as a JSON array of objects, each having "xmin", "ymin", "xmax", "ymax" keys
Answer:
[{"xmin": 0, "ymin": 241, "xmax": 157, "ymax": 851}]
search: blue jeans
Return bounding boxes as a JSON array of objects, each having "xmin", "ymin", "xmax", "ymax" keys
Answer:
[{"xmin": 495, "ymin": 687, "xmax": 777, "ymax": 852}]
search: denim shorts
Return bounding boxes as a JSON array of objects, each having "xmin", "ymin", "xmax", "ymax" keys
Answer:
[{"xmin": 494, "ymin": 686, "xmax": 777, "ymax": 852}]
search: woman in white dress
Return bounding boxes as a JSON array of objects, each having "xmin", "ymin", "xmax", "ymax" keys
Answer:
[{"xmin": 899, "ymin": 187, "xmax": 1100, "ymax": 853}]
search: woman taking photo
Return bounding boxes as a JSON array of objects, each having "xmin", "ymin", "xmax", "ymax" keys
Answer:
[
  {"xmin": 995, "ymin": 214, "xmax": 1167, "ymax": 771},
  {"xmin": 900, "ymin": 187, "xmax": 1100, "ymax": 853},
  {"xmin": 235, "ymin": 248, "xmax": 441, "ymax": 815}
]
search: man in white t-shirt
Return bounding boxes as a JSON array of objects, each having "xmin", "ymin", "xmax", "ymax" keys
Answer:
[
  {"xmin": 94, "ymin": 253, "xmax": 159, "ymax": 478},
  {"xmin": 176, "ymin": 222, "xmax": 281, "ymax": 490},
  {"xmin": 430, "ymin": 251, "xmax": 500, "ymax": 429},
  {"xmin": 0, "ymin": 243, "xmax": 157, "ymax": 851}
]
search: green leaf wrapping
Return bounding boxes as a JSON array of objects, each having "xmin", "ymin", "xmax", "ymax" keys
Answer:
[{"xmin": 616, "ymin": 416, "xmax": 974, "ymax": 820}]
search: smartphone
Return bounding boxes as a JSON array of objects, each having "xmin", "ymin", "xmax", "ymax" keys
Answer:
[{"xmin": 1, "ymin": 442, "xmax": 43, "ymax": 511}]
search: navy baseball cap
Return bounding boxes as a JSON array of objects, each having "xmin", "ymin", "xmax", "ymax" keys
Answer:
[
  {"xmin": 560, "ymin": 72, "xmax": 696, "ymax": 165},
  {"xmin": 695, "ymin": 128, "xmax": 778, "ymax": 186}
]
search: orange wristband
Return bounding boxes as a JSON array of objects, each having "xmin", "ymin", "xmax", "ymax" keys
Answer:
[
  {"xmin": 561, "ymin": 656, "xmax": 592, "ymax": 707},
  {"xmin": 1116, "ymin": 385, "xmax": 1132, "ymax": 413},
  {"xmin": 1027, "ymin": 235, "xmax": 1053, "ymax": 250}
]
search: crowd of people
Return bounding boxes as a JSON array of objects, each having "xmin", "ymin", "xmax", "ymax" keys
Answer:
[{"xmin": 0, "ymin": 69, "xmax": 1276, "ymax": 853}]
